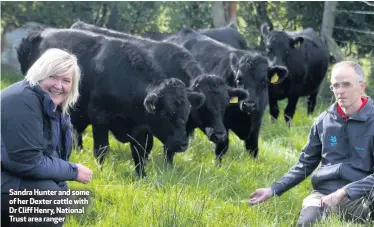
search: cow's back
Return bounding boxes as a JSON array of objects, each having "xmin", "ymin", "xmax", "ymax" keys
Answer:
[
  {"xmin": 92, "ymin": 38, "xmax": 167, "ymax": 122},
  {"xmin": 283, "ymin": 29, "xmax": 329, "ymax": 96},
  {"xmin": 200, "ymin": 26, "xmax": 248, "ymax": 50},
  {"xmin": 72, "ymin": 22, "xmax": 203, "ymax": 86}
]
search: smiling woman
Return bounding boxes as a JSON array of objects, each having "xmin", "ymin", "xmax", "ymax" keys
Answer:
[
  {"xmin": 1, "ymin": 48, "xmax": 93, "ymax": 227},
  {"xmin": 24, "ymin": 48, "xmax": 81, "ymax": 115}
]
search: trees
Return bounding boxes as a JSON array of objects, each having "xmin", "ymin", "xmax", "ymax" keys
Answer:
[{"xmin": 1, "ymin": 1, "xmax": 372, "ymax": 87}]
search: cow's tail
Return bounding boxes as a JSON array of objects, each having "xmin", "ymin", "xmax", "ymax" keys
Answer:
[{"xmin": 17, "ymin": 29, "xmax": 43, "ymax": 75}]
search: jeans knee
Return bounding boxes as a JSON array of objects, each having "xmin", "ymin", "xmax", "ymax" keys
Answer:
[{"xmin": 297, "ymin": 206, "xmax": 324, "ymax": 227}]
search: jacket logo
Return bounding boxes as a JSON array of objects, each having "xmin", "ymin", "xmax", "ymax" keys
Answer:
[
  {"xmin": 355, "ymin": 147, "xmax": 365, "ymax": 151},
  {"xmin": 330, "ymin": 136, "xmax": 337, "ymax": 147}
]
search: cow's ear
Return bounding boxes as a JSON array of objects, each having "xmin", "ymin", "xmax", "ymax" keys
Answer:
[
  {"xmin": 144, "ymin": 93, "xmax": 158, "ymax": 114},
  {"xmin": 290, "ymin": 36, "xmax": 304, "ymax": 49},
  {"xmin": 187, "ymin": 91, "xmax": 205, "ymax": 110},
  {"xmin": 229, "ymin": 52, "xmax": 239, "ymax": 75},
  {"xmin": 227, "ymin": 87, "xmax": 249, "ymax": 103},
  {"xmin": 261, "ymin": 23, "xmax": 271, "ymax": 37},
  {"xmin": 267, "ymin": 65, "xmax": 288, "ymax": 84}
]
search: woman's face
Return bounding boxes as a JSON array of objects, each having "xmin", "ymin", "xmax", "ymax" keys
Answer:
[{"xmin": 39, "ymin": 69, "xmax": 73, "ymax": 108}]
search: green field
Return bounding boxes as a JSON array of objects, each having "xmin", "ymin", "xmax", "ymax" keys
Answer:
[{"xmin": 1, "ymin": 71, "xmax": 371, "ymax": 227}]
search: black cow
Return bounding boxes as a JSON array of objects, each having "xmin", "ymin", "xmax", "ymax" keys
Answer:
[
  {"xmin": 70, "ymin": 21, "xmax": 250, "ymax": 165},
  {"xmin": 260, "ymin": 23, "xmax": 330, "ymax": 125},
  {"xmin": 199, "ymin": 23, "xmax": 248, "ymax": 50},
  {"xmin": 17, "ymin": 28, "xmax": 205, "ymax": 177},
  {"xmin": 166, "ymin": 28, "xmax": 288, "ymax": 159},
  {"xmin": 143, "ymin": 30, "xmax": 171, "ymax": 41}
]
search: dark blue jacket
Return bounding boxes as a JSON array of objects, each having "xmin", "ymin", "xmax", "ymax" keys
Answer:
[
  {"xmin": 271, "ymin": 97, "xmax": 374, "ymax": 200},
  {"xmin": 1, "ymin": 80, "xmax": 78, "ymax": 193}
]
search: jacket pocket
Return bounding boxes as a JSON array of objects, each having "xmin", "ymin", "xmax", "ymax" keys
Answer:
[
  {"xmin": 349, "ymin": 136, "xmax": 373, "ymax": 172},
  {"xmin": 311, "ymin": 163, "xmax": 341, "ymax": 189}
]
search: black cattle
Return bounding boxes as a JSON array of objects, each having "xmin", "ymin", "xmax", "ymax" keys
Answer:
[
  {"xmin": 143, "ymin": 30, "xmax": 171, "ymax": 41},
  {"xmin": 166, "ymin": 28, "xmax": 288, "ymax": 159},
  {"xmin": 70, "ymin": 21, "xmax": 249, "ymax": 164},
  {"xmin": 260, "ymin": 23, "xmax": 330, "ymax": 125},
  {"xmin": 199, "ymin": 23, "xmax": 248, "ymax": 50},
  {"xmin": 17, "ymin": 28, "xmax": 205, "ymax": 177}
]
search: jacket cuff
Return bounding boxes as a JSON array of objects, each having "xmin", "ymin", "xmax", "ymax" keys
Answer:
[
  {"xmin": 271, "ymin": 183, "xmax": 286, "ymax": 196},
  {"xmin": 344, "ymin": 185, "xmax": 362, "ymax": 201},
  {"xmin": 69, "ymin": 162, "xmax": 79, "ymax": 181}
]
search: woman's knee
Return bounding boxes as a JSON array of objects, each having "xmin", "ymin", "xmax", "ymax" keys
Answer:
[{"xmin": 19, "ymin": 180, "xmax": 62, "ymax": 191}]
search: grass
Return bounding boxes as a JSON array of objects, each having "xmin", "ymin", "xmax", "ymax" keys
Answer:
[{"xmin": 1, "ymin": 71, "xmax": 372, "ymax": 227}]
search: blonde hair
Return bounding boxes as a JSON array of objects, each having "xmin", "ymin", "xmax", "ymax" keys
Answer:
[{"xmin": 25, "ymin": 48, "xmax": 81, "ymax": 115}]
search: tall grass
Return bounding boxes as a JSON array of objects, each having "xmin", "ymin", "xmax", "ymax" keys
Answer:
[{"xmin": 1, "ymin": 72, "xmax": 371, "ymax": 227}]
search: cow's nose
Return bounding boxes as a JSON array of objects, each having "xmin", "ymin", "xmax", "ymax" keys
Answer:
[
  {"xmin": 240, "ymin": 101, "xmax": 256, "ymax": 114},
  {"xmin": 212, "ymin": 131, "xmax": 227, "ymax": 143}
]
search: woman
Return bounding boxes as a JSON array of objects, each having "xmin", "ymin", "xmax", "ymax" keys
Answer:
[{"xmin": 1, "ymin": 48, "xmax": 93, "ymax": 226}]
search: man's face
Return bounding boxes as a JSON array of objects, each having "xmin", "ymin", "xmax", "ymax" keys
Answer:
[{"xmin": 330, "ymin": 65, "xmax": 365, "ymax": 109}]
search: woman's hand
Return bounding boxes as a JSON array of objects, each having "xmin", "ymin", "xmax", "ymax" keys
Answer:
[{"xmin": 75, "ymin": 164, "xmax": 93, "ymax": 184}]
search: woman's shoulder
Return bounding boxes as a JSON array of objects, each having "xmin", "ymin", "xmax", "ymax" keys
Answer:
[{"xmin": 1, "ymin": 80, "xmax": 43, "ymax": 113}]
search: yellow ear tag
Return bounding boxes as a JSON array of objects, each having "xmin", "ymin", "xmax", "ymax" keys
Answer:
[
  {"xmin": 270, "ymin": 73, "xmax": 279, "ymax": 84},
  {"xmin": 294, "ymin": 42, "xmax": 301, "ymax": 48},
  {"xmin": 230, "ymin": 97, "xmax": 238, "ymax": 104}
]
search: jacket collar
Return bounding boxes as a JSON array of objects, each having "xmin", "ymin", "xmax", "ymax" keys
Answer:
[
  {"xmin": 326, "ymin": 96, "xmax": 374, "ymax": 122},
  {"xmin": 24, "ymin": 80, "xmax": 67, "ymax": 119}
]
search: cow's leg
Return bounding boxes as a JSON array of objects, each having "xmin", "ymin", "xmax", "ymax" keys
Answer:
[
  {"xmin": 164, "ymin": 145, "xmax": 175, "ymax": 167},
  {"xmin": 129, "ymin": 125, "xmax": 154, "ymax": 178},
  {"xmin": 269, "ymin": 97, "xmax": 279, "ymax": 122},
  {"xmin": 71, "ymin": 111, "xmax": 90, "ymax": 150},
  {"xmin": 91, "ymin": 124, "xmax": 110, "ymax": 165},
  {"xmin": 284, "ymin": 96, "xmax": 299, "ymax": 127},
  {"xmin": 214, "ymin": 139, "xmax": 229, "ymax": 165},
  {"xmin": 109, "ymin": 117, "xmax": 132, "ymax": 143},
  {"xmin": 72, "ymin": 122, "xmax": 89, "ymax": 151},
  {"xmin": 307, "ymin": 90, "xmax": 318, "ymax": 116},
  {"xmin": 245, "ymin": 126, "xmax": 260, "ymax": 159},
  {"xmin": 89, "ymin": 109, "xmax": 110, "ymax": 166}
]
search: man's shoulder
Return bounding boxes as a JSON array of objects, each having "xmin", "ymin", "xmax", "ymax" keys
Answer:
[{"xmin": 312, "ymin": 109, "xmax": 331, "ymax": 125}]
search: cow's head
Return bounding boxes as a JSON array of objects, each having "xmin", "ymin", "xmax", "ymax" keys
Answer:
[
  {"xmin": 189, "ymin": 74, "xmax": 248, "ymax": 143},
  {"xmin": 260, "ymin": 23, "xmax": 304, "ymax": 67},
  {"xmin": 229, "ymin": 52, "xmax": 288, "ymax": 113},
  {"xmin": 144, "ymin": 78, "xmax": 205, "ymax": 152},
  {"xmin": 17, "ymin": 30, "xmax": 43, "ymax": 75}
]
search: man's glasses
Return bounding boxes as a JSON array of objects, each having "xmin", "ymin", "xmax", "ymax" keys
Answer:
[{"xmin": 329, "ymin": 81, "xmax": 362, "ymax": 91}]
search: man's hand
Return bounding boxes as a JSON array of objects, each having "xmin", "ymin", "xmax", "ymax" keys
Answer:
[
  {"xmin": 321, "ymin": 188, "xmax": 347, "ymax": 210},
  {"xmin": 75, "ymin": 163, "xmax": 93, "ymax": 184},
  {"xmin": 248, "ymin": 188, "xmax": 273, "ymax": 205}
]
